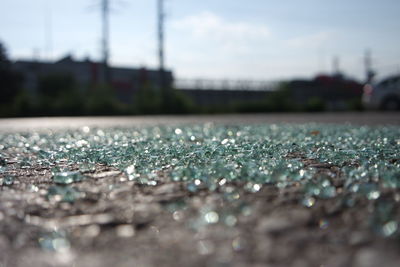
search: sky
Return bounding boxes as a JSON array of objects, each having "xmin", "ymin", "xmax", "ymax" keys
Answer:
[{"xmin": 1, "ymin": 0, "xmax": 400, "ymax": 81}]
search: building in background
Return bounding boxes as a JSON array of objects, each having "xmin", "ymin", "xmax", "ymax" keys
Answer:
[
  {"xmin": 287, "ymin": 74, "xmax": 363, "ymax": 110},
  {"xmin": 13, "ymin": 55, "xmax": 173, "ymax": 103},
  {"xmin": 11, "ymin": 55, "xmax": 364, "ymax": 112}
]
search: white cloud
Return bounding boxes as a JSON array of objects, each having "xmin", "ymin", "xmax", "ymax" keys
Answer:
[
  {"xmin": 285, "ymin": 31, "xmax": 333, "ymax": 49},
  {"xmin": 171, "ymin": 11, "xmax": 270, "ymax": 53},
  {"xmin": 168, "ymin": 12, "xmax": 339, "ymax": 79}
]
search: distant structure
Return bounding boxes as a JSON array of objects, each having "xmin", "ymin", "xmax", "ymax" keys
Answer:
[
  {"xmin": 13, "ymin": 55, "xmax": 173, "ymax": 103},
  {"xmin": 175, "ymin": 79, "xmax": 277, "ymax": 107},
  {"xmin": 364, "ymin": 50, "xmax": 375, "ymax": 83},
  {"xmin": 175, "ymin": 76, "xmax": 363, "ymax": 110},
  {"xmin": 332, "ymin": 56, "xmax": 340, "ymax": 76},
  {"xmin": 157, "ymin": 0, "xmax": 172, "ymax": 109},
  {"xmin": 100, "ymin": 0, "xmax": 110, "ymax": 84},
  {"xmin": 287, "ymin": 74, "xmax": 363, "ymax": 110},
  {"xmin": 12, "ymin": 56, "xmax": 364, "ymax": 111},
  {"xmin": 44, "ymin": 1, "xmax": 53, "ymax": 61},
  {"xmin": 157, "ymin": 0, "xmax": 165, "ymax": 73},
  {"xmin": 85, "ymin": 0, "xmax": 113, "ymax": 84},
  {"xmin": 175, "ymin": 79, "xmax": 277, "ymax": 91}
]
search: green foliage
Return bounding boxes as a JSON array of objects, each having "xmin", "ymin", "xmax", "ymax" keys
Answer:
[
  {"xmin": 264, "ymin": 84, "xmax": 298, "ymax": 112},
  {"xmin": 346, "ymin": 98, "xmax": 364, "ymax": 111},
  {"xmin": 132, "ymin": 82, "xmax": 163, "ymax": 114},
  {"xmin": 165, "ymin": 89, "xmax": 197, "ymax": 114},
  {"xmin": 0, "ymin": 40, "xmax": 365, "ymax": 117},
  {"xmin": 86, "ymin": 84, "xmax": 127, "ymax": 115},
  {"xmin": 38, "ymin": 73, "xmax": 76, "ymax": 98},
  {"xmin": 11, "ymin": 89, "xmax": 35, "ymax": 117},
  {"xmin": 304, "ymin": 97, "xmax": 326, "ymax": 112},
  {"xmin": 132, "ymin": 84, "xmax": 198, "ymax": 114},
  {"xmin": 236, "ymin": 83, "xmax": 299, "ymax": 113},
  {"xmin": 0, "ymin": 41, "xmax": 23, "ymax": 107},
  {"xmin": 36, "ymin": 73, "xmax": 85, "ymax": 116}
]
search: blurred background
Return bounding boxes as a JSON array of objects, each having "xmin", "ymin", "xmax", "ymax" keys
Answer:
[{"xmin": 1, "ymin": 0, "xmax": 399, "ymax": 117}]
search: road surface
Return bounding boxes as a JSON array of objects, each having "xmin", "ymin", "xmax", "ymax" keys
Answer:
[{"xmin": 0, "ymin": 112, "xmax": 399, "ymax": 132}]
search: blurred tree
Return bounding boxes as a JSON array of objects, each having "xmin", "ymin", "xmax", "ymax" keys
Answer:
[
  {"xmin": 86, "ymin": 84, "xmax": 126, "ymax": 115},
  {"xmin": 133, "ymin": 82, "xmax": 162, "ymax": 114},
  {"xmin": 37, "ymin": 73, "xmax": 85, "ymax": 116},
  {"xmin": 0, "ymin": 41, "xmax": 23, "ymax": 105},
  {"xmin": 305, "ymin": 97, "xmax": 326, "ymax": 112},
  {"xmin": 167, "ymin": 90, "xmax": 197, "ymax": 114},
  {"xmin": 38, "ymin": 73, "xmax": 76, "ymax": 98}
]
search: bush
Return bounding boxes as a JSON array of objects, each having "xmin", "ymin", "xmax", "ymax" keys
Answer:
[
  {"xmin": 36, "ymin": 73, "xmax": 86, "ymax": 116},
  {"xmin": 132, "ymin": 83, "xmax": 163, "ymax": 114},
  {"xmin": 304, "ymin": 97, "xmax": 326, "ymax": 112},
  {"xmin": 236, "ymin": 83, "xmax": 299, "ymax": 113},
  {"xmin": 0, "ymin": 41, "xmax": 23, "ymax": 117},
  {"xmin": 346, "ymin": 98, "xmax": 364, "ymax": 111},
  {"xmin": 86, "ymin": 84, "xmax": 127, "ymax": 115}
]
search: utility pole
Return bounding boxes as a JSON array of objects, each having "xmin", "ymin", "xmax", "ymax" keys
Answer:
[
  {"xmin": 157, "ymin": 0, "xmax": 170, "ymax": 110},
  {"xmin": 332, "ymin": 56, "xmax": 340, "ymax": 76},
  {"xmin": 101, "ymin": 0, "xmax": 110, "ymax": 84},
  {"xmin": 364, "ymin": 49, "xmax": 375, "ymax": 83},
  {"xmin": 44, "ymin": 0, "xmax": 53, "ymax": 61},
  {"xmin": 157, "ymin": 0, "xmax": 165, "ymax": 72}
]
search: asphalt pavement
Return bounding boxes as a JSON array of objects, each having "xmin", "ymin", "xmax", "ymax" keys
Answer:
[
  {"xmin": 0, "ymin": 112, "xmax": 399, "ymax": 132},
  {"xmin": 1, "ymin": 112, "xmax": 400, "ymax": 266}
]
